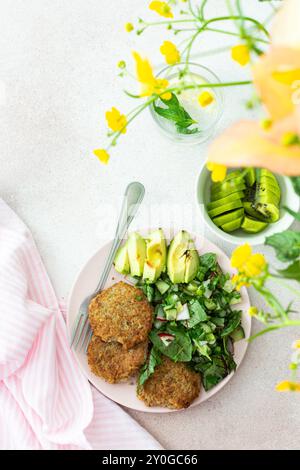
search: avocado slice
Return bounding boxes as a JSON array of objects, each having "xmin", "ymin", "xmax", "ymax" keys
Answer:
[
  {"xmin": 245, "ymin": 168, "xmax": 256, "ymax": 187},
  {"xmin": 221, "ymin": 216, "xmax": 243, "ymax": 233},
  {"xmin": 212, "ymin": 208, "xmax": 244, "ymax": 227},
  {"xmin": 114, "ymin": 242, "xmax": 130, "ymax": 274},
  {"xmin": 243, "ymin": 202, "xmax": 268, "ymax": 221},
  {"xmin": 208, "ymin": 199, "xmax": 243, "ymax": 218},
  {"xmin": 184, "ymin": 248, "xmax": 200, "ymax": 283},
  {"xmin": 254, "ymin": 202, "xmax": 280, "ymax": 222},
  {"xmin": 241, "ymin": 216, "xmax": 268, "ymax": 233},
  {"xmin": 167, "ymin": 230, "xmax": 199, "ymax": 284},
  {"xmin": 143, "ymin": 229, "xmax": 167, "ymax": 282},
  {"xmin": 207, "ymin": 191, "xmax": 244, "ymax": 210},
  {"xmin": 211, "ymin": 183, "xmax": 246, "ymax": 201},
  {"xmin": 127, "ymin": 232, "xmax": 146, "ymax": 277}
]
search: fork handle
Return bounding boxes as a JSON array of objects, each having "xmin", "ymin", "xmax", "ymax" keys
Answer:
[{"xmin": 94, "ymin": 181, "xmax": 145, "ymax": 294}]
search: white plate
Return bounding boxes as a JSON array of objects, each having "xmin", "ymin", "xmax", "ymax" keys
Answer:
[{"xmin": 67, "ymin": 229, "xmax": 251, "ymax": 413}]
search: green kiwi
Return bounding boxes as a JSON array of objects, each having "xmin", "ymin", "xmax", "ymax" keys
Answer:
[
  {"xmin": 211, "ymin": 177, "xmax": 245, "ymax": 194},
  {"xmin": 208, "ymin": 200, "xmax": 243, "ymax": 218},
  {"xmin": 241, "ymin": 216, "xmax": 268, "ymax": 233},
  {"xmin": 254, "ymin": 202, "xmax": 280, "ymax": 222},
  {"xmin": 243, "ymin": 202, "xmax": 268, "ymax": 221},
  {"xmin": 211, "ymin": 183, "xmax": 246, "ymax": 201},
  {"xmin": 207, "ymin": 191, "xmax": 245, "ymax": 210},
  {"xmin": 212, "ymin": 208, "xmax": 244, "ymax": 227},
  {"xmin": 245, "ymin": 168, "xmax": 256, "ymax": 187},
  {"xmin": 221, "ymin": 216, "xmax": 243, "ymax": 233}
]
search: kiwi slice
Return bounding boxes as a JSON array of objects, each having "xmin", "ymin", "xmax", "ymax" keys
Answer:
[
  {"xmin": 212, "ymin": 208, "xmax": 244, "ymax": 227},
  {"xmin": 221, "ymin": 216, "xmax": 243, "ymax": 233},
  {"xmin": 211, "ymin": 183, "xmax": 246, "ymax": 201},
  {"xmin": 211, "ymin": 177, "xmax": 245, "ymax": 194},
  {"xmin": 243, "ymin": 202, "xmax": 268, "ymax": 221},
  {"xmin": 257, "ymin": 193, "xmax": 280, "ymax": 206},
  {"xmin": 207, "ymin": 191, "xmax": 244, "ymax": 210},
  {"xmin": 241, "ymin": 216, "xmax": 268, "ymax": 233},
  {"xmin": 260, "ymin": 169, "xmax": 278, "ymax": 183},
  {"xmin": 245, "ymin": 168, "xmax": 256, "ymax": 187},
  {"xmin": 208, "ymin": 200, "xmax": 243, "ymax": 218},
  {"xmin": 260, "ymin": 175, "xmax": 280, "ymax": 191},
  {"xmin": 256, "ymin": 183, "xmax": 280, "ymax": 199},
  {"xmin": 212, "ymin": 170, "xmax": 242, "ymax": 188},
  {"xmin": 254, "ymin": 202, "xmax": 280, "ymax": 222}
]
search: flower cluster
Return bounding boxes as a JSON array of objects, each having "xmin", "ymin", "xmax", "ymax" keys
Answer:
[
  {"xmin": 276, "ymin": 341, "xmax": 300, "ymax": 392},
  {"xmin": 231, "ymin": 243, "xmax": 267, "ymax": 290}
]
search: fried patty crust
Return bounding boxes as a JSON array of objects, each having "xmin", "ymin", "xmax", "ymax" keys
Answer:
[
  {"xmin": 87, "ymin": 335, "xmax": 148, "ymax": 383},
  {"xmin": 137, "ymin": 357, "xmax": 200, "ymax": 409},
  {"xmin": 88, "ymin": 281, "xmax": 153, "ymax": 350}
]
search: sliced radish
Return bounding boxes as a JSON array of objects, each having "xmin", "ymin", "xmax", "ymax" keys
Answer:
[
  {"xmin": 176, "ymin": 304, "xmax": 190, "ymax": 321},
  {"xmin": 158, "ymin": 332, "xmax": 175, "ymax": 347}
]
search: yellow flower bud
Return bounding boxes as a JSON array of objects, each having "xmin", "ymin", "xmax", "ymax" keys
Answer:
[
  {"xmin": 93, "ymin": 149, "xmax": 110, "ymax": 164},
  {"xmin": 281, "ymin": 132, "xmax": 300, "ymax": 146},
  {"xmin": 198, "ymin": 91, "xmax": 214, "ymax": 107},
  {"xmin": 125, "ymin": 22, "xmax": 134, "ymax": 32},
  {"xmin": 231, "ymin": 44, "xmax": 250, "ymax": 66}
]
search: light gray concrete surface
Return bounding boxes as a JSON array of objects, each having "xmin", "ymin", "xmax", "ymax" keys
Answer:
[{"xmin": 0, "ymin": 0, "xmax": 299, "ymax": 450}]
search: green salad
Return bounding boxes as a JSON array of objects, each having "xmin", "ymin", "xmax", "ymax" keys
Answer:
[{"xmin": 114, "ymin": 229, "xmax": 245, "ymax": 392}]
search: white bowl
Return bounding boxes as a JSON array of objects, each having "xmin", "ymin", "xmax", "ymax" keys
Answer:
[{"xmin": 196, "ymin": 163, "xmax": 300, "ymax": 246}]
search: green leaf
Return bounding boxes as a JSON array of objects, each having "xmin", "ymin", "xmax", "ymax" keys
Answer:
[
  {"xmin": 138, "ymin": 347, "xmax": 161, "ymax": 386},
  {"xmin": 265, "ymin": 230, "xmax": 300, "ymax": 262},
  {"xmin": 221, "ymin": 310, "xmax": 242, "ymax": 337},
  {"xmin": 194, "ymin": 355, "xmax": 228, "ymax": 391},
  {"xmin": 153, "ymin": 93, "xmax": 199, "ymax": 135},
  {"xmin": 290, "ymin": 176, "xmax": 300, "ymax": 196},
  {"xmin": 149, "ymin": 326, "xmax": 192, "ymax": 362},
  {"xmin": 277, "ymin": 260, "xmax": 300, "ymax": 282},
  {"xmin": 186, "ymin": 299, "xmax": 207, "ymax": 328}
]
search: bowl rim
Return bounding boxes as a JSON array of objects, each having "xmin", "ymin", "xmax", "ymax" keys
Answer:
[{"xmin": 195, "ymin": 162, "xmax": 300, "ymax": 246}]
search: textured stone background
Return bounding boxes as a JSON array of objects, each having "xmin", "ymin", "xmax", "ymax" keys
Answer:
[{"xmin": 0, "ymin": 0, "xmax": 299, "ymax": 449}]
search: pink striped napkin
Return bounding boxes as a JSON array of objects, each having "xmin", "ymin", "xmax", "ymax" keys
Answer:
[{"xmin": 0, "ymin": 199, "xmax": 162, "ymax": 450}]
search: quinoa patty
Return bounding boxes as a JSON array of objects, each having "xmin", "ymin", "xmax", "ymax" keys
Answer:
[
  {"xmin": 137, "ymin": 356, "xmax": 200, "ymax": 409},
  {"xmin": 87, "ymin": 335, "xmax": 148, "ymax": 383},
  {"xmin": 88, "ymin": 281, "xmax": 153, "ymax": 350}
]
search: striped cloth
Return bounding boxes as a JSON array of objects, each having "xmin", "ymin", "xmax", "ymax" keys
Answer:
[{"xmin": 0, "ymin": 199, "xmax": 161, "ymax": 450}]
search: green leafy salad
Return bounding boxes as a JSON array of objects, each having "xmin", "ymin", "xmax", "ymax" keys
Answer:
[{"xmin": 114, "ymin": 229, "xmax": 245, "ymax": 392}]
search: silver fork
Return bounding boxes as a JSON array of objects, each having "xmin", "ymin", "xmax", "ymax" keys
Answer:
[{"xmin": 70, "ymin": 181, "xmax": 145, "ymax": 351}]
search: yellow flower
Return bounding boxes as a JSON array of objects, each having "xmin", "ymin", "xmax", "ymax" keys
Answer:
[
  {"xmin": 105, "ymin": 107, "xmax": 127, "ymax": 134},
  {"xmin": 206, "ymin": 162, "xmax": 227, "ymax": 182},
  {"xmin": 149, "ymin": 1, "xmax": 173, "ymax": 18},
  {"xmin": 243, "ymin": 253, "xmax": 266, "ymax": 277},
  {"xmin": 160, "ymin": 41, "xmax": 180, "ymax": 65},
  {"xmin": 132, "ymin": 51, "xmax": 171, "ymax": 99},
  {"xmin": 276, "ymin": 380, "xmax": 300, "ymax": 392},
  {"xmin": 293, "ymin": 340, "xmax": 300, "ymax": 349},
  {"xmin": 125, "ymin": 22, "xmax": 134, "ymax": 32},
  {"xmin": 198, "ymin": 91, "xmax": 214, "ymax": 107},
  {"xmin": 93, "ymin": 149, "xmax": 110, "ymax": 164},
  {"xmin": 248, "ymin": 306, "xmax": 258, "ymax": 317},
  {"xmin": 231, "ymin": 244, "xmax": 266, "ymax": 277},
  {"xmin": 231, "ymin": 244, "xmax": 252, "ymax": 270},
  {"xmin": 231, "ymin": 44, "xmax": 250, "ymax": 66}
]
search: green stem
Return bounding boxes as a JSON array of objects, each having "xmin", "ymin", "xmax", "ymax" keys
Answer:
[
  {"xmin": 255, "ymin": 283, "xmax": 288, "ymax": 320},
  {"xmin": 184, "ymin": 15, "xmax": 269, "ymax": 64},
  {"xmin": 205, "ymin": 27, "xmax": 269, "ymax": 44},
  {"xmin": 249, "ymin": 320, "xmax": 300, "ymax": 342}
]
